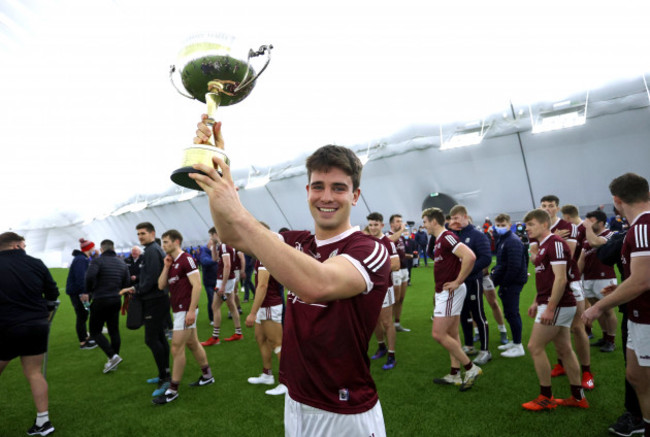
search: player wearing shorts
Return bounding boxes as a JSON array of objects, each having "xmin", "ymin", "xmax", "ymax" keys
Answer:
[
  {"xmin": 584, "ymin": 173, "xmax": 650, "ymax": 437},
  {"xmin": 190, "ymin": 119, "xmax": 391, "ymax": 436},
  {"xmin": 229, "ymin": 250, "xmax": 245, "ymax": 318},
  {"xmin": 578, "ymin": 210, "xmax": 618, "ymax": 352},
  {"xmin": 422, "ymin": 208, "xmax": 482, "ymax": 391},
  {"xmin": 154, "ymin": 230, "xmax": 214, "ymax": 405},
  {"xmin": 522, "ymin": 209, "xmax": 588, "ymax": 410},
  {"xmin": 0, "ymin": 232, "xmax": 60, "ymax": 436},
  {"xmin": 367, "ymin": 212, "xmax": 401, "ymax": 370},
  {"xmin": 201, "ymin": 233, "xmax": 243, "ymax": 345},
  {"xmin": 387, "ymin": 214, "xmax": 411, "ymax": 332},
  {"xmin": 533, "ymin": 196, "xmax": 593, "ymax": 389},
  {"xmin": 245, "ymin": 223, "xmax": 286, "ymax": 395}
]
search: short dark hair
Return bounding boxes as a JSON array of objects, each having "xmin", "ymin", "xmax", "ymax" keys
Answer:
[
  {"xmin": 0, "ymin": 232, "xmax": 25, "ymax": 250},
  {"xmin": 389, "ymin": 214, "xmax": 402, "ymax": 224},
  {"xmin": 208, "ymin": 227, "xmax": 216, "ymax": 234},
  {"xmin": 136, "ymin": 222, "xmax": 155, "ymax": 233},
  {"xmin": 367, "ymin": 212, "xmax": 384, "ymax": 222},
  {"xmin": 162, "ymin": 229, "xmax": 183, "ymax": 244},
  {"xmin": 278, "ymin": 227, "xmax": 290, "ymax": 233},
  {"xmin": 609, "ymin": 173, "xmax": 650, "ymax": 204},
  {"xmin": 100, "ymin": 239, "xmax": 114, "ymax": 251},
  {"xmin": 540, "ymin": 195, "xmax": 560, "ymax": 205},
  {"xmin": 560, "ymin": 204, "xmax": 579, "ymax": 218},
  {"xmin": 495, "ymin": 213, "xmax": 511, "ymax": 223},
  {"xmin": 585, "ymin": 210, "xmax": 608, "ymax": 224},
  {"xmin": 422, "ymin": 207, "xmax": 445, "ymax": 226},
  {"xmin": 524, "ymin": 209, "xmax": 551, "ymax": 226},
  {"xmin": 306, "ymin": 145, "xmax": 363, "ymax": 191}
]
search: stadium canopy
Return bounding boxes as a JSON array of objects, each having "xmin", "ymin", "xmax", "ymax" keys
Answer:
[{"xmin": 1, "ymin": 0, "xmax": 649, "ymax": 266}]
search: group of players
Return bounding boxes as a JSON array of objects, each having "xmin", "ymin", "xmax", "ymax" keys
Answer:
[{"xmin": 2, "ymin": 111, "xmax": 649, "ymax": 436}]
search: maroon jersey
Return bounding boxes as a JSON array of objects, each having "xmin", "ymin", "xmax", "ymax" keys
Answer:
[
  {"xmin": 379, "ymin": 235, "xmax": 398, "ymax": 287},
  {"xmin": 533, "ymin": 234, "xmax": 576, "ymax": 307},
  {"xmin": 216, "ymin": 243, "xmax": 236, "ymax": 280},
  {"xmin": 167, "ymin": 252, "xmax": 199, "ymax": 312},
  {"xmin": 387, "ymin": 231, "xmax": 407, "ymax": 268},
  {"xmin": 232, "ymin": 250, "xmax": 242, "ymax": 271},
  {"xmin": 622, "ymin": 211, "xmax": 650, "ymax": 324},
  {"xmin": 582, "ymin": 229, "xmax": 617, "ymax": 280},
  {"xmin": 433, "ymin": 230, "xmax": 463, "ymax": 293},
  {"xmin": 278, "ymin": 227, "xmax": 390, "ymax": 414},
  {"xmin": 573, "ymin": 222, "xmax": 586, "ymax": 261},
  {"xmin": 254, "ymin": 260, "xmax": 283, "ymax": 307},
  {"xmin": 530, "ymin": 218, "xmax": 576, "ymax": 246}
]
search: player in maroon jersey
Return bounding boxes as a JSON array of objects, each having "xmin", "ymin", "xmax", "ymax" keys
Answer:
[
  {"xmin": 533, "ymin": 196, "xmax": 593, "ymax": 389},
  {"xmin": 201, "ymin": 231, "xmax": 243, "ymax": 346},
  {"xmin": 421, "ymin": 207, "xmax": 482, "ymax": 391},
  {"xmin": 153, "ymin": 230, "xmax": 214, "ymax": 405},
  {"xmin": 386, "ymin": 214, "xmax": 411, "ymax": 332},
  {"xmin": 190, "ymin": 119, "xmax": 391, "ymax": 436},
  {"xmin": 578, "ymin": 210, "xmax": 618, "ymax": 352},
  {"xmin": 522, "ymin": 209, "xmax": 588, "ymax": 410},
  {"xmin": 367, "ymin": 212, "xmax": 401, "ymax": 370},
  {"xmin": 245, "ymin": 221, "xmax": 287, "ymax": 395},
  {"xmin": 583, "ymin": 173, "xmax": 650, "ymax": 437}
]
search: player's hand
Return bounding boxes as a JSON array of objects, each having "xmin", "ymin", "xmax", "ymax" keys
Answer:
[
  {"xmin": 164, "ymin": 255, "xmax": 173, "ymax": 267},
  {"xmin": 80, "ymin": 293, "xmax": 89, "ymax": 303},
  {"xmin": 601, "ymin": 284, "xmax": 617, "ymax": 296},
  {"xmin": 245, "ymin": 313, "xmax": 255, "ymax": 328},
  {"xmin": 217, "ymin": 288, "xmax": 225, "ymax": 297},
  {"xmin": 443, "ymin": 280, "xmax": 460, "ymax": 292},
  {"xmin": 540, "ymin": 307, "xmax": 554, "ymax": 325},
  {"xmin": 582, "ymin": 305, "xmax": 603, "ymax": 325},
  {"xmin": 527, "ymin": 303, "xmax": 538, "ymax": 318},
  {"xmin": 193, "ymin": 115, "xmax": 225, "ymax": 150},
  {"xmin": 185, "ymin": 310, "xmax": 196, "ymax": 326},
  {"xmin": 119, "ymin": 287, "xmax": 134, "ymax": 296},
  {"xmin": 554, "ymin": 229, "xmax": 570, "ymax": 239}
]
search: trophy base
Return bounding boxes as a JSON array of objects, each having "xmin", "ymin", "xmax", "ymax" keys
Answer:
[{"xmin": 170, "ymin": 145, "xmax": 230, "ymax": 191}]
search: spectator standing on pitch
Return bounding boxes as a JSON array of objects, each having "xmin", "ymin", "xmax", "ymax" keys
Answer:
[
  {"xmin": 242, "ymin": 253, "xmax": 256, "ymax": 303},
  {"xmin": 198, "ymin": 228, "xmax": 219, "ymax": 323},
  {"xmin": 0, "ymin": 232, "xmax": 59, "ymax": 436},
  {"xmin": 120, "ymin": 222, "xmax": 171, "ymax": 397},
  {"xmin": 584, "ymin": 173, "xmax": 650, "ymax": 437},
  {"xmin": 422, "ymin": 208, "xmax": 482, "ymax": 391},
  {"xmin": 85, "ymin": 239, "xmax": 130, "ymax": 373},
  {"xmin": 491, "ymin": 214, "xmax": 528, "ymax": 358},
  {"xmin": 415, "ymin": 226, "xmax": 429, "ymax": 267},
  {"xmin": 191, "ymin": 118, "xmax": 391, "ymax": 436},
  {"xmin": 124, "ymin": 246, "xmax": 142, "ymax": 286},
  {"xmin": 153, "ymin": 230, "xmax": 214, "ymax": 405},
  {"xmin": 449, "ymin": 205, "xmax": 493, "ymax": 365},
  {"xmin": 66, "ymin": 238, "xmax": 96, "ymax": 350}
]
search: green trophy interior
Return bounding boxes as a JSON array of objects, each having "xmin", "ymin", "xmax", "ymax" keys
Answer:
[{"xmin": 180, "ymin": 55, "xmax": 256, "ymax": 106}]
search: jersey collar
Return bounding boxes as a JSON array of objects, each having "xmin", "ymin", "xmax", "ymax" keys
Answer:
[{"xmin": 316, "ymin": 226, "xmax": 359, "ymax": 247}]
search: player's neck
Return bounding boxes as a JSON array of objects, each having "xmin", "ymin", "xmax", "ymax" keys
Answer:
[
  {"xmin": 170, "ymin": 248, "xmax": 182, "ymax": 259},
  {"xmin": 432, "ymin": 225, "xmax": 445, "ymax": 238},
  {"xmin": 538, "ymin": 230, "xmax": 551, "ymax": 241},
  {"xmin": 315, "ymin": 222, "xmax": 353, "ymax": 241},
  {"xmin": 624, "ymin": 202, "xmax": 650, "ymax": 224},
  {"xmin": 550, "ymin": 216, "xmax": 559, "ymax": 227}
]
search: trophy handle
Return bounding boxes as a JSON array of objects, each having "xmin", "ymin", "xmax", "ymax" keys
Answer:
[
  {"xmin": 235, "ymin": 44, "xmax": 273, "ymax": 93},
  {"xmin": 169, "ymin": 65, "xmax": 195, "ymax": 100}
]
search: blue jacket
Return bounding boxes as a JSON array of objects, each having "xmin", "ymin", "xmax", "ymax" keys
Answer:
[
  {"xmin": 491, "ymin": 230, "xmax": 528, "ymax": 287},
  {"xmin": 198, "ymin": 245, "xmax": 218, "ymax": 289},
  {"xmin": 454, "ymin": 224, "xmax": 491, "ymax": 282},
  {"xmin": 66, "ymin": 249, "xmax": 89, "ymax": 295}
]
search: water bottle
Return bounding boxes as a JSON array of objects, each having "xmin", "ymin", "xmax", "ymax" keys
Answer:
[{"xmin": 83, "ymin": 300, "xmax": 90, "ymax": 311}]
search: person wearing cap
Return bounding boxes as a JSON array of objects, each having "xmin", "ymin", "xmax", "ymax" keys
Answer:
[{"xmin": 66, "ymin": 238, "xmax": 97, "ymax": 349}]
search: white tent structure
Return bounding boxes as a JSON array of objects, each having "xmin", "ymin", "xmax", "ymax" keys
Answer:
[{"xmin": 2, "ymin": 1, "xmax": 649, "ymax": 266}]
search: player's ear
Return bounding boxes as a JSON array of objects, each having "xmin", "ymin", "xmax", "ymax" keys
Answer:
[{"xmin": 351, "ymin": 188, "xmax": 360, "ymax": 206}]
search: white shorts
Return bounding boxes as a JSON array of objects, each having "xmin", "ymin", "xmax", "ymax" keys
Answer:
[
  {"xmin": 256, "ymin": 304, "xmax": 283, "ymax": 324},
  {"xmin": 583, "ymin": 278, "xmax": 618, "ymax": 300},
  {"xmin": 569, "ymin": 281, "xmax": 585, "ymax": 302},
  {"xmin": 216, "ymin": 278, "xmax": 236, "ymax": 294},
  {"xmin": 382, "ymin": 286, "xmax": 395, "ymax": 308},
  {"xmin": 172, "ymin": 309, "xmax": 198, "ymax": 331},
  {"xmin": 433, "ymin": 284, "xmax": 467, "ymax": 318},
  {"xmin": 535, "ymin": 304, "xmax": 576, "ymax": 328},
  {"xmin": 482, "ymin": 276, "xmax": 495, "ymax": 291},
  {"xmin": 391, "ymin": 269, "xmax": 408, "ymax": 286},
  {"xmin": 627, "ymin": 320, "xmax": 650, "ymax": 367},
  {"xmin": 284, "ymin": 394, "xmax": 386, "ymax": 437},
  {"xmin": 234, "ymin": 269, "xmax": 240, "ymax": 283}
]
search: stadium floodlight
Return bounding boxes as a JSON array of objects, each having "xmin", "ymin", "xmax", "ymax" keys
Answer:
[
  {"xmin": 440, "ymin": 121, "xmax": 490, "ymax": 150},
  {"xmin": 531, "ymin": 94, "xmax": 589, "ymax": 134}
]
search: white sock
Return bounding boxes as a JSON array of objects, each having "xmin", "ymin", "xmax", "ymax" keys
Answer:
[
  {"xmin": 498, "ymin": 324, "xmax": 507, "ymax": 333},
  {"xmin": 36, "ymin": 412, "xmax": 49, "ymax": 427}
]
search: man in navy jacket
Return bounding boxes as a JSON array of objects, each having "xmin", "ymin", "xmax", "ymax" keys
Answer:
[
  {"xmin": 449, "ymin": 206, "xmax": 492, "ymax": 365},
  {"xmin": 491, "ymin": 214, "xmax": 528, "ymax": 358},
  {"xmin": 66, "ymin": 238, "xmax": 96, "ymax": 349}
]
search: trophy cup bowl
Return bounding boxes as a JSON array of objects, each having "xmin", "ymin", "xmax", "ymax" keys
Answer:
[{"xmin": 169, "ymin": 33, "xmax": 272, "ymax": 191}]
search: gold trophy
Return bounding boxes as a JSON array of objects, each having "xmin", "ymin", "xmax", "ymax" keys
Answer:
[{"xmin": 169, "ymin": 33, "xmax": 272, "ymax": 190}]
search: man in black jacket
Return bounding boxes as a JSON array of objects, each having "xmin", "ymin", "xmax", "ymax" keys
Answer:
[
  {"xmin": 0, "ymin": 232, "xmax": 59, "ymax": 436},
  {"xmin": 449, "ymin": 205, "xmax": 493, "ymax": 365},
  {"xmin": 86, "ymin": 239, "xmax": 130, "ymax": 373},
  {"xmin": 66, "ymin": 238, "xmax": 96, "ymax": 349},
  {"xmin": 120, "ymin": 222, "xmax": 171, "ymax": 397},
  {"xmin": 491, "ymin": 214, "xmax": 528, "ymax": 358}
]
